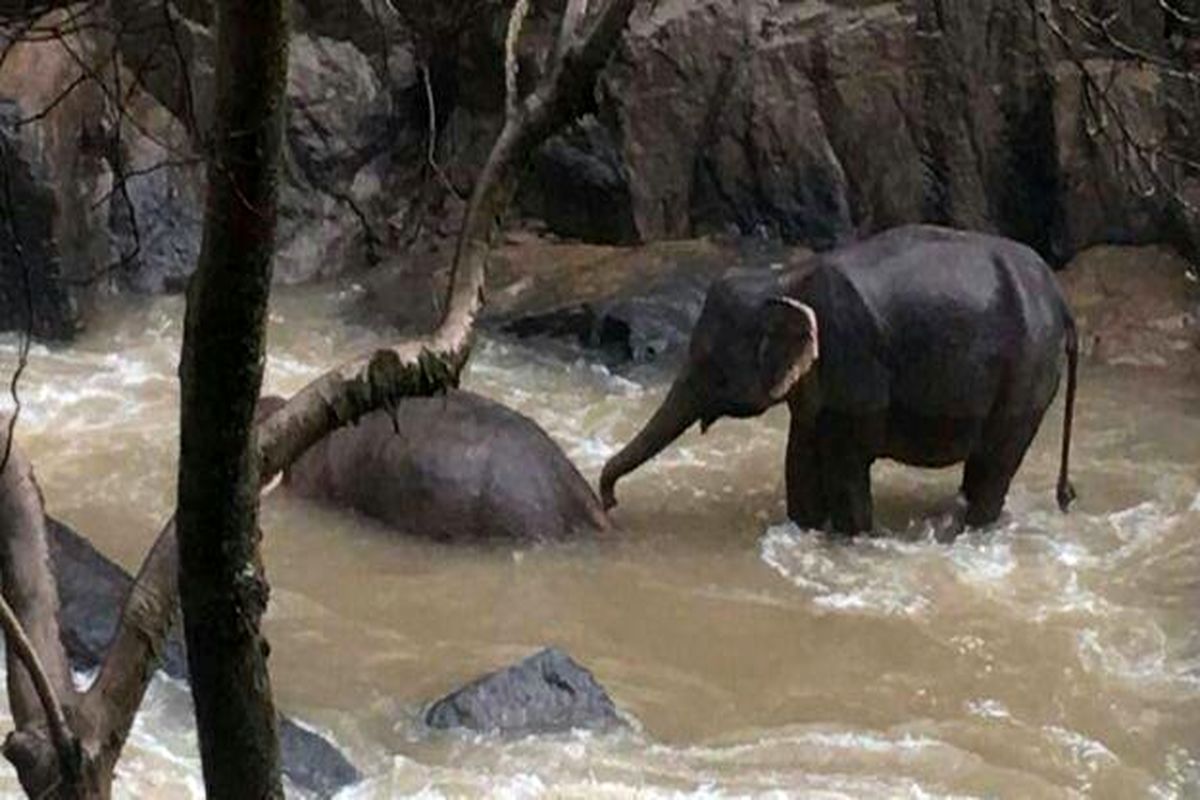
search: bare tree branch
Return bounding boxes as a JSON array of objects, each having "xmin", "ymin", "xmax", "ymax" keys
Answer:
[
  {"xmin": 505, "ymin": 0, "xmax": 532, "ymax": 120},
  {"xmin": 557, "ymin": 0, "xmax": 589, "ymax": 60},
  {"xmin": 0, "ymin": 127, "xmax": 32, "ymax": 475},
  {"xmin": 1061, "ymin": 0, "xmax": 1199, "ymax": 83},
  {"xmin": 0, "ymin": 431, "xmax": 84, "ymax": 795},
  {"xmin": 421, "ymin": 62, "xmax": 462, "ymax": 200},
  {"xmin": 0, "ymin": 593, "xmax": 78, "ymax": 784},
  {"xmin": 1032, "ymin": 0, "xmax": 1200, "ymax": 233}
]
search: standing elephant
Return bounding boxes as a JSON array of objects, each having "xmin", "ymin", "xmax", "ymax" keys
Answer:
[
  {"xmin": 260, "ymin": 390, "xmax": 609, "ymax": 542},
  {"xmin": 600, "ymin": 225, "xmax": 1078, "ymax": 539}
]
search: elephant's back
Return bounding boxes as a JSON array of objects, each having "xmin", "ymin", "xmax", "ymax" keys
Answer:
[
  {"xmin": 816, "ymin": 226, "xmax": 1069, "ymax": 416},
  {"xmin": 285, "ymin": 390, "xmax": 606, "ymax": 541}
]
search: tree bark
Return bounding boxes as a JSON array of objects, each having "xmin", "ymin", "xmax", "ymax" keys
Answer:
[{"xmin": 174, "ymin": 0, "xmax": 289, "ymax": 796}]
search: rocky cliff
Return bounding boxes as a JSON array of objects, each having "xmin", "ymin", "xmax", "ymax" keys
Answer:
[{"xmin": 0, "ymin": 0, "xmax": 1195, "ymax": 336}]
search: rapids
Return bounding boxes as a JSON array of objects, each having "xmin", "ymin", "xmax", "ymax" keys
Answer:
[{"xmin": 0, "ymin": 283, "xmax": 1197, "ymax": 798}]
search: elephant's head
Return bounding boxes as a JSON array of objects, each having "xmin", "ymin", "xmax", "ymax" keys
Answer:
[{"xmin": 599, "ymin": 273, "xmax": 819, "ymax": 509}]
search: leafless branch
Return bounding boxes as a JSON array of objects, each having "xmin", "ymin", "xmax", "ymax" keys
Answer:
[
  {"xmin": 159, "ymin": 0, "xmax": 198, "ymax": 138},
  {"xmin": 13, "ymin": 73, "xmax": 88, "ymax": 128},
  {"xmin": 0, "ymin": 135, "xmax": 32, "ymax": 476},
  {"xmin": 0, "ymin": 592, "xmax": 79, "ymax": 783},
  {"xmin": 421, "ymin": 62, "xmax": 463, "ymax": 200},
  {"xmin": 1061, "ymin": 1, "xmax": 1199, "ymax": 83},
  {"xmin": 1033, "ymin": 0, "xmax": 1200, "ymax": 229},
  {"xmin": 557, "ymin": 0, "xmax": 589, "ymax": 61},
  {"xmin": 1159, "ymin": 0, "xmax": 1197, "ymax": 25},
  {"xmin": 505, "ymin": 0, "xmax": 532, "ymax": 120}
]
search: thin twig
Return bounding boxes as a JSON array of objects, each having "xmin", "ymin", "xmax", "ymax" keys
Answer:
[
  {"xmin": 160, "ymin": 0, "xmax": 199, "ymax": 138},
  {"xmin": 0, "ymin": 135, "xmax": 32, "ymax": 476},
  {"xmin": 1061, "ymin": 1, "xmax": 1198, "ymax": 83},
  {"xmin": 1033, "ymin": 0, "xmax": 1200, "ymax": 221},
  {"xmin": 421, "ymin": 63, "xmax": 462, "ymax": 200},
  {"xmin": 1158, "ymin": 0, "xmax": 1198, "ymax": 25}
]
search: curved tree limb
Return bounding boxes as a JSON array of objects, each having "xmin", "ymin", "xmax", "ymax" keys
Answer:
[{"xmin": 0, "ymin": 429, "xmax": 87, "ymax": 796}]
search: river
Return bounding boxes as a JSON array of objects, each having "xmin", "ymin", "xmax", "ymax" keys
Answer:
[{"xmin": 0, "ymin": 282, "xmax": 1197, "ymax": 798}]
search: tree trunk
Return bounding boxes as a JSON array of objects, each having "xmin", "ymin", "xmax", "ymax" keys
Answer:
[{"xmin": 174, "ymin": 0, "xmax": 289, "ymax": 796}]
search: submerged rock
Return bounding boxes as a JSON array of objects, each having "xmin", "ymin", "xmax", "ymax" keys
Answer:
[
  {"xmin": 425, "ymin": 648, "xmax": 623, "ymax": 736},
  {"xmin": 46, "ymin": 517, "xmax": 361, "ymax": 798}
]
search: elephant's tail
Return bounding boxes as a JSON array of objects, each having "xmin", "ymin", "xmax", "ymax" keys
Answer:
[{"xmin": 1056, "ymin": 316, "xmax": 1078, "ymax": 512}]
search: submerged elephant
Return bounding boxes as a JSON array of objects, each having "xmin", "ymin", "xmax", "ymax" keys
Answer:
[
  {"xmin": 259, "ymin": 390, "xmax": 608, "ymax": 542},
  {"xmin": 600, "ymin": 225, "xmax": 1078, "ymax": 539}
]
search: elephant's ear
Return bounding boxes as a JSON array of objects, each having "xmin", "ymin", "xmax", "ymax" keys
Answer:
[{"xmin": 758, "ymin": 297, "xmax": 819, "ymax": 402}]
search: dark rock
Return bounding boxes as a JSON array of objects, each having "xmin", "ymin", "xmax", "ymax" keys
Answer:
[
  {"xmin": 46, "ymin": 517, "xmax": 361, "ymax": 798},
  {"xmin": 520, "ymin": 116, "xmax": 639, "ymax": 245},
  {"xmin": 109, "ymin": 88, "xmax": 207, "ymax": 294},
  {"xmin": 484, "ymin": 237, "xmax": 807, "ymax": 368},
  {"xmin": 425, "ymin": 648, "xmax": 622, "ymax": 736},
  {"xmin": 499, "ymin": 269, "xmax": 714, "ymax": 367}
]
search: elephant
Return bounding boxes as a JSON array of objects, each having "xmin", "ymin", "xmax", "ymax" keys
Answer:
[
  {"xmin": 259, "ymin": 390, "xmax": 609, "ymax": 542},
  {"xmin": 599, "ymin": 225, "xmax": 1078, "ymax": 539}
]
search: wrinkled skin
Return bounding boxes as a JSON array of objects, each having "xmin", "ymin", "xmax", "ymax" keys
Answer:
[
  {"xmin": 260, "ymin": 390, "xmax": 608, "ymax": 542},
  {"xmin": 600, "ymin": 225, "xmax": 1078, "ymax": 540}
]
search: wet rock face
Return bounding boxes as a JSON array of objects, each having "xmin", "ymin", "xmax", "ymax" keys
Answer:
[
  {"xmin": 46, "ymin": 517, "xmax": 362, "ymax": 798},
  {"xmin": 0, "ymin": 24, "xmax": 113, "ymax": 339},
  {"xmin": 591, "ymin": 0, "xmax": 1192, "ymax": 259},
  {"xmin": 425, "ymin": 648, "xmax": 623, "ymax": 736},
  {"xmin": 3, "ymin": 0, "xmax": 1196, "ymax": 336},
  {"xmin": 1057, "ymin": 245, "xmax": 1199, "ymax": 371}
]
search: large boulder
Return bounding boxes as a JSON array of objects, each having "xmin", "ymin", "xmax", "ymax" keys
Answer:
[
  {"xmin": 46, "ymin": 517, "xmax": 361, "ymax": 798},
  {"xmin": 1056, "ymin": 245, "xmax": 1198, "ymax": 371},
  {"xmin": 425, "ymin": 647, "xmax": 623, "ymax": 736},
  {"xmin": 357, "ymin": 236, "xmax": 801, "ymax": 369}
]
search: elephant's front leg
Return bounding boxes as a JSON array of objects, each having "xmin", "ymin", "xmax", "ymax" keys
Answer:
[
  {"xmin": 818, "ymin": 414, "xmax": 875, "ymax": 536},
  {"xmin": 785, "ymin": 410, "xmax": 826, "ymax": 529}
]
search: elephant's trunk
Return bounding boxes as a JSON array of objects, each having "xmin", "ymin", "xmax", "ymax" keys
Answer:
[{"xmin": 599, "ymin": 376, "xmax": 700, "ymax": 509}]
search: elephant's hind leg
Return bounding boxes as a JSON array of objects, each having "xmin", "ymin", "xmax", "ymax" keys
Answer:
[{"xmin": 960, "ymin": 415, "xmax": 1042, "ymax": 529}]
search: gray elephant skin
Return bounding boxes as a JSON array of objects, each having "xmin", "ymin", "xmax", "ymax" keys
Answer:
[
  {"xmin": 260, "ymin": 390, "xmax": 609, "ymax": 542},
  {"xmin": 600, "ymin": 225, "xmax": 1079, "ymax": 539}
]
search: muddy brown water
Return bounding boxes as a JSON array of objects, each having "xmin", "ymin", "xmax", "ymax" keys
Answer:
[{"xmin": 0, "ymin": 285, "xmax": 1197, "ymax": 798}]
